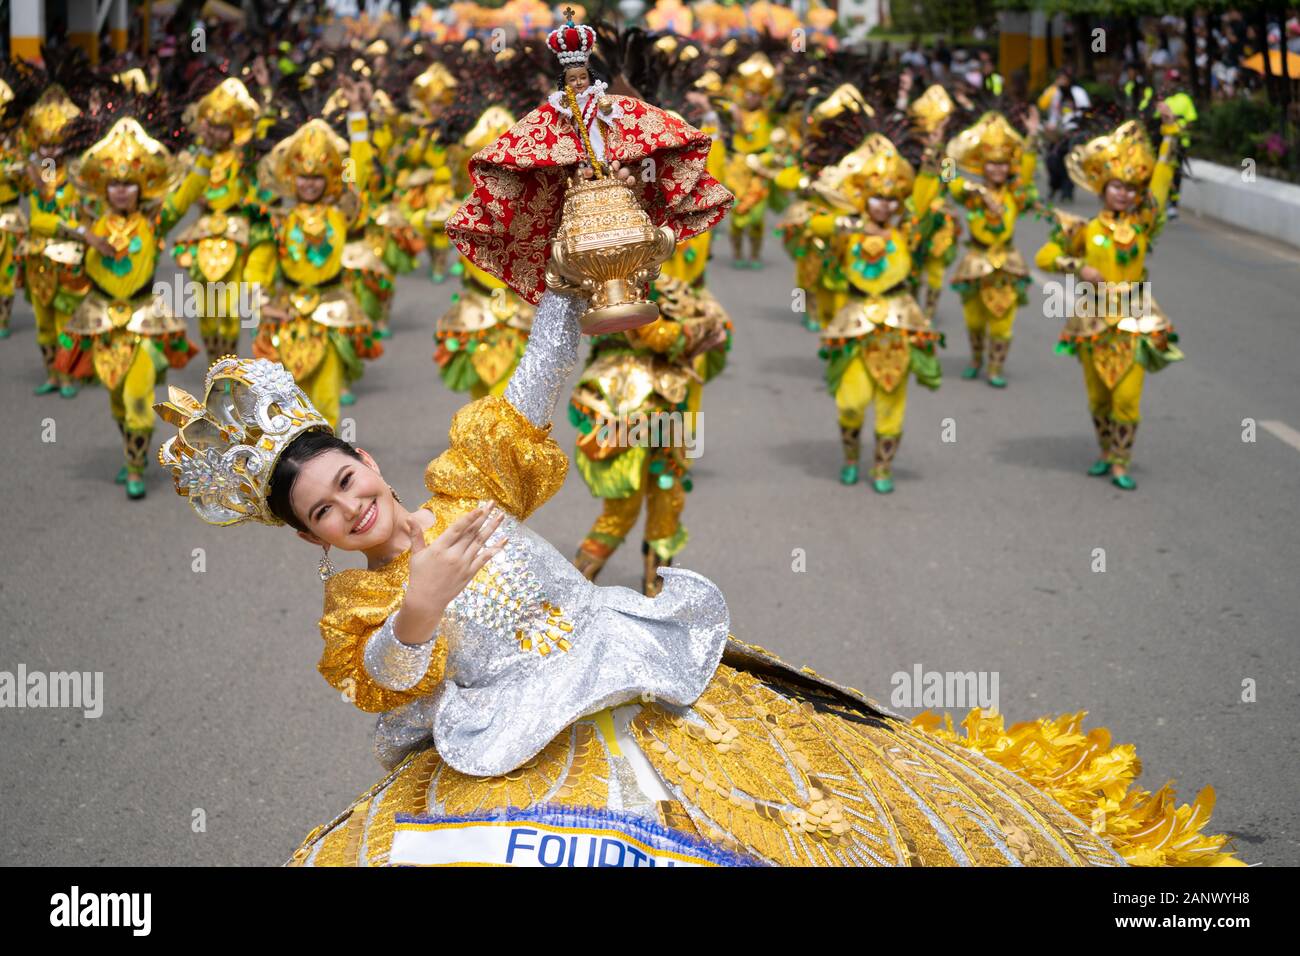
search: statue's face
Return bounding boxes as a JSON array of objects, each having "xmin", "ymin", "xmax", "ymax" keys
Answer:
[{"xmin": 564, "ymin": 66, "xmax": 591, "ymax": 94}]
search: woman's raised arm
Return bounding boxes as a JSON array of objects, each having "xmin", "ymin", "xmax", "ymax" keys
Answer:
[{"xmin": 502, "ymin": 290, "xmax": 585, "ymax": 428}]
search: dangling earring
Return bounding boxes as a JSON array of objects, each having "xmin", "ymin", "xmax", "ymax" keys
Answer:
[
  {"xmin": 318, "ymin": 545, "xmax": 337, "ymax": 582},
  {"xmin": 389, "ymin": 485, "xmax": 402, "ymax": 504}
]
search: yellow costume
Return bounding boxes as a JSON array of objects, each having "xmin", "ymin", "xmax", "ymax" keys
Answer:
[
  {"xmin": 776, "ymin": 84, "xmax": 873, "ymax": 333},
  {"xmin": 0, "ymin": 76, "xmax": 23, "ymax": 338},
  {"xmin": 569, "ymin": 276, "xmax": 730, "ymax": 594},
  {"xmin": 61, "ymin": 118, "xmax": 209, "ymax": 498},
  {"xmin": 723, "ymin": 53, "xmax": 776, "ymax": 268},
  {"xmin": 1034, "ymin": 120, "xmax": 1184, "ymax": 490},
  {"xmin": 433, "ymin": 107, "xmax": 535, "ymax": 401},
  {"xmin": 811, "ymin": 135, "xmax": 943, "ymax": 492},
  {"xmin": 172, "ymin": 78, "xmax": 269, "ymax": 361},
  {"xmin": 154, "ymin": 340, "xmax": 1236, "ymax": 868},
  {"xmin": 397, "ymin": 61, "xmax": 460, "ymax": 283},
  {"xmin": 904, "ymin": 85, "xmax": 961, "ymax": 323},
  {"xmin": 246, "ymin": 116, "xmax": 377, "ymax": 430},
  {"xmin": 20, "ymin": 87, "xmax": 90, "ymax": 395},
  {"xmin": 944, "ymin": 112, "xmax": 1039, "ymax": 386}
]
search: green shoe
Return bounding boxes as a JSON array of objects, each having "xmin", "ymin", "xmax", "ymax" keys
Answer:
[
  {"xmin": 872, "ymin": 476, "xmax": 895, "ymax": 494},
  {"xmin": 430, "ymin": 272, "xmax": 447, "ymax": 284},
  {"xmin": 340, "ymin": 391, "xmax": 356, "ymax": 406},
  {"xmin": 34, "ymin": 381, "xmax": 59, "ymax": 395},
  {"xmin": 960, "ymin": 365, "xmax": 980, "ymax": 380},
  {"xmin": 987, "ymin": 374, "xmax": 1007, "ymax": 388},
  {"xmin": 115, "ymin": 466, "xmax": 128, "ymax": 485},
  {"xmin": 0, "ymin": 327, "xmax": 11, "ymax": 339},
  {"xmin": 839, "ymin": 464, "xmax": 859, "ymax": 485},
  {"xmin": 60, "ymin": 384, "xmax": 79, "ymax": 398},
  {"xmin": 730, "ymin": 259, "xmax": 747, "ymax": 270},
  {"xmin": 126, "ymin": 478, "xmax": 147, "ymax": 500},
  {"xmin": 375, "ymin": 327, "xmax": 393, "ymax": 339},
  {"xmin": 803, "ymin": 316, "xmax": 820, "ymax": 332},
  {"xmin": 1111, "ymin": 473, "xmax": 1137, "ymax": 491},
  {"xmin": 1087, "ymin": 459, "xmax": 1111, "ymax": 477}
]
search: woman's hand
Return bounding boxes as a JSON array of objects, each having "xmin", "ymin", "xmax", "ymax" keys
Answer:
[
  {"xmin": 396, "ymin": 504, "xmax": 506, "ymax": 645},
  {"xmin": 1079, "ymin": 265, "xmax": 1105, "ymax": 285}
]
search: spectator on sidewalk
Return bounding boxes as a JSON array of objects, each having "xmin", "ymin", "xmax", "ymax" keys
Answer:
[
  {"xmin": 1158, "ymin": 68, "xmax": 1198, "ymax": 219},
  {"xmin": 1038, "ymin": 68, "xmax": 1091, "ymax": 202}
]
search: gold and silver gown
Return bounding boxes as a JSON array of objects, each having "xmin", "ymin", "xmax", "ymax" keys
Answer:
[{"xmin": 288, "ymin": 292, "xmax": 1237, "ymax": 869}]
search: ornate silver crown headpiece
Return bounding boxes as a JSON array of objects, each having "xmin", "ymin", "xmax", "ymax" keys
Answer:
[{"xmin": 155, "ymin": 357, "xmax": 332, "ymax": 527}]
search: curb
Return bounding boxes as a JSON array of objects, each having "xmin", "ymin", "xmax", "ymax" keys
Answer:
[{"xmin": 1181, "ymin": 159, "xmax": 1300, "ymax": 250}]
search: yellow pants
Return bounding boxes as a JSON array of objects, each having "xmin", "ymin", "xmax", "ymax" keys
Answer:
[
  {"xmin": 925, "ymin": 257, "xmax": 946, "ymax": 294},
  {"xmin": 0, "ymin": 230, "xmax": 17, "ymax": 298},
  {"xmin": 197, "ymin": 272, "xmax": 246, "ymax": 346},
  {"xmin": 468, "ymin": 372, "xmax": 511, "ymax": 402},
  {"xmin": 815, "ymin": 287, "xmax": 847, "ymax": 327},
  {"xmin": 835, "ymin": 355, "xmax": 908, "ymax": 436},
  {"xmin": 585, "ymin": 457, "xmax": 686, "ymax": 556},
  {"xmin": 33, "ymin": 300, "xmax": 70, "ymax": 347},
  {"xmin": 301, "ymin": 342, "xmax": 344, "ymax": 430},
  {"xmin": 109, "ymin": 340, "xmax": 158, "ymax": 432},
  {"xmin": 962, "ymin": 297, "xmax": 1016, "ymax": 339},
  {"xmin": 1080, "ymin": 351, "xmax": 1145, "ymax": 423}
]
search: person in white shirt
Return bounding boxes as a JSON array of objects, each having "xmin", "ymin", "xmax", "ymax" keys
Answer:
[{"xmin": 1037, "ymin": 69, "xmax": 1091, "ymax": 201}]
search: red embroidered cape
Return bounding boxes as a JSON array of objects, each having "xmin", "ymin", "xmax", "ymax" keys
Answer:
[{"xmin": 445, "ymin": 96, "xmax": 735, "ymax": 305}]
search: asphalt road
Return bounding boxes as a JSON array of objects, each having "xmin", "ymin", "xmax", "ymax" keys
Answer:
[{"xmin": 1, "ymin": 192, "xmax": 1297, "ymax": 866}]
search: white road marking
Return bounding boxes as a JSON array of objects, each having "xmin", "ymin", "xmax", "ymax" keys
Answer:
[{"xmin": 1261, "ymin": 420, "xmax": 1300, "ymax": 452}]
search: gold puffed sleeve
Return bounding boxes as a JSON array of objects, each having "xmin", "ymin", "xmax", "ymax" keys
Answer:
[
  {"xmin": 423, "ymin": 394, "xmax": 569, "ymax": 521},
  {"xmin": 317, "ymin": 548, "xmax": 448, "ymax": 713}
]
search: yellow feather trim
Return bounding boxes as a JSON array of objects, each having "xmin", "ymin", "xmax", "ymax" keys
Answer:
[{"xmin": 912, "ymin": 709, "xmax": 1244, "ymax": 867}]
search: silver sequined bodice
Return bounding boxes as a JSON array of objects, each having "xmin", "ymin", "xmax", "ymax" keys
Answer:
[{"xmin": 364, "ymin": 291, "xmax": 730, "ymax": 777}]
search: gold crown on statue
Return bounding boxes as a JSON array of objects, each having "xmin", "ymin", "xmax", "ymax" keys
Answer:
[
  {"xmin": 73, "ymin": 117, "xmax": 182, "ymax": 201},
  {"xmin": 947, "ymin": 111, "xmax": 1025, "ymax": 177},
  {"xmin": 548, "ymin": 8, "xmax": 597, "ymax": 67},
  {"xmin": 196, "ymin": 77, "xmax": 261, "ymax": 146},
  {"xmin": 1067, "ymin": 120, "xmax": 1157, "ymax": 194},
  {"xmin": 25, "ymin": 86, "xmax": 82, "ymax": 146},
  {"xmin": 155, "ymin": 357, "xmax": 332, "ymax": 527}
]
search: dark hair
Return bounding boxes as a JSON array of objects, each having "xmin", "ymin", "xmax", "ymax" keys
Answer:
[
  {"xmin": 555, "ymin": 63, "xmax": 608, "ymax": 92},
  {"xmin": 266, "ymin": 429, "xmax": 363, "ymax": 532}
]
